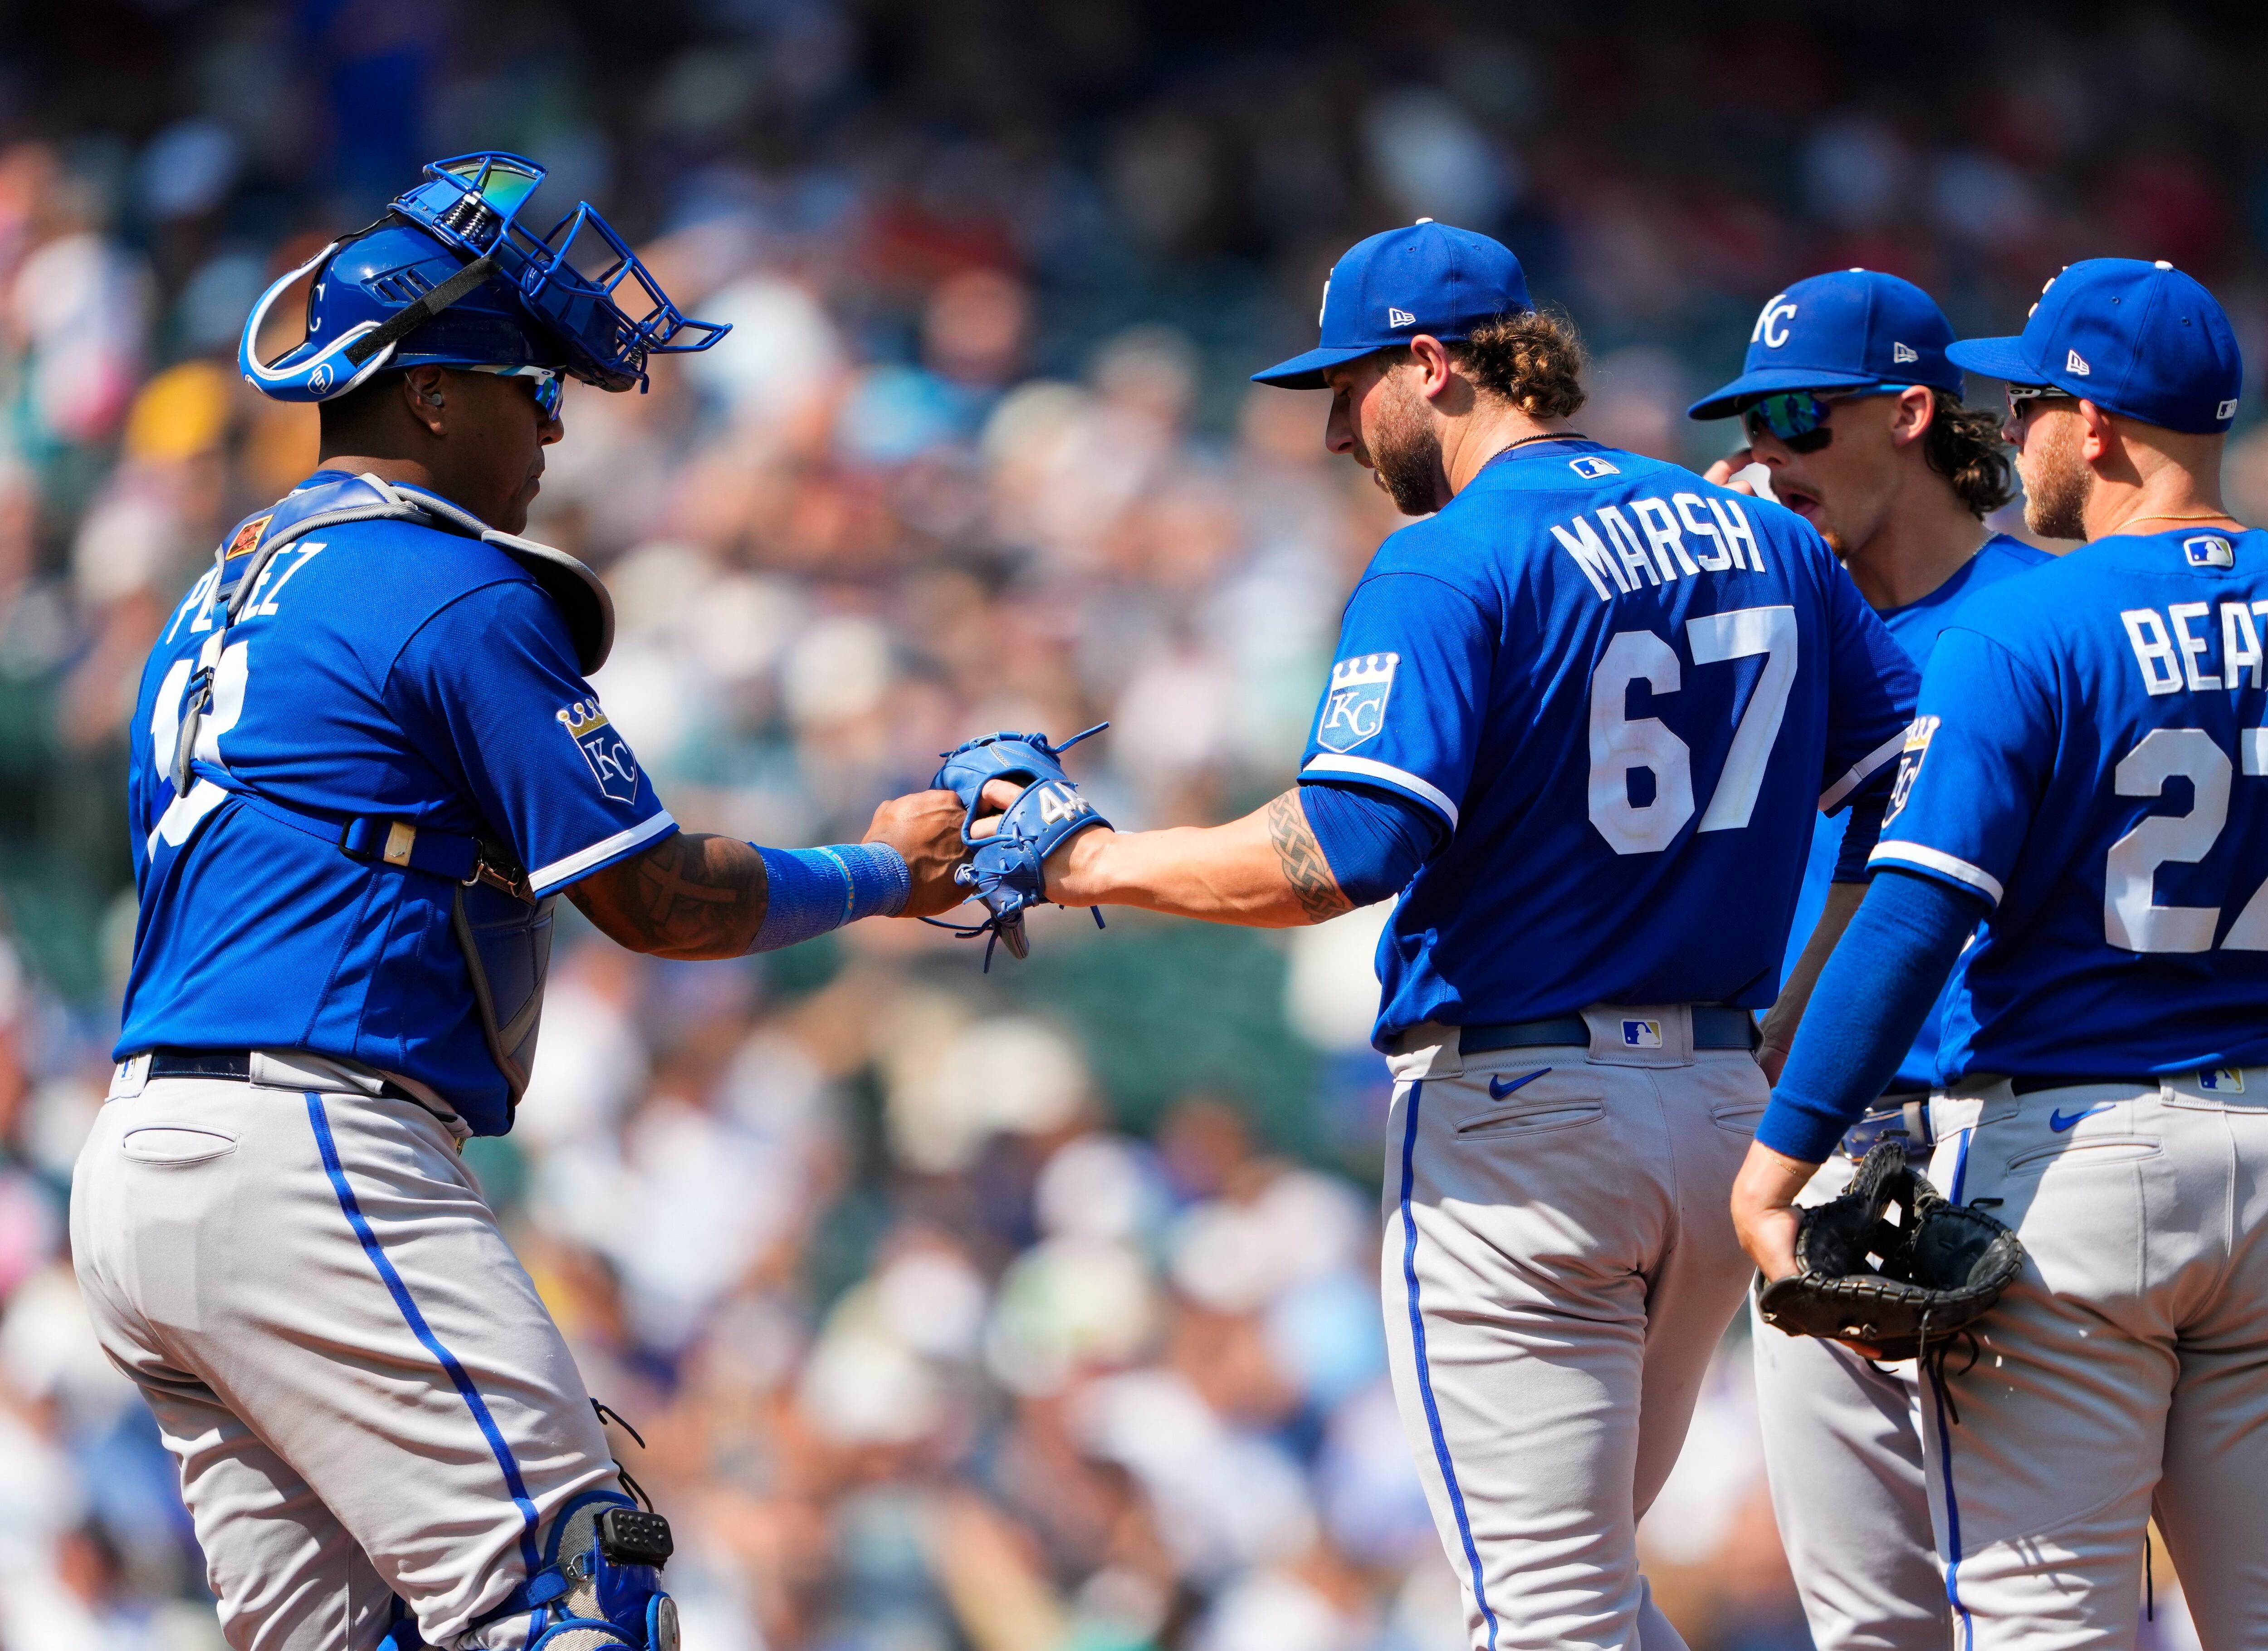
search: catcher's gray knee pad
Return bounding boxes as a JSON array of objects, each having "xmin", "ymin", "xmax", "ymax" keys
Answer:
[{"xmin": 521, "ymin": 1491, "xmax": 679, "ymax": 1650}]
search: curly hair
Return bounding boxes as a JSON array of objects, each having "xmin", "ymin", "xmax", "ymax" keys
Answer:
[
  {"xmin": 1922, "ymin": 391, "xmax": 2015, "ymax": 518},
  {"xmin": 1451, "ymin": 307, "xmax": 1589, "ymax": 420},
  {"xmin": 1379, "ymin": 308, "xmax": 1590, "ymax": 420}
]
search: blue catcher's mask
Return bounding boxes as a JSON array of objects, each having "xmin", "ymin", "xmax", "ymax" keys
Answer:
[{"xmin": 240, "ymin": 152, "xmax": 728, "ymax": 404}]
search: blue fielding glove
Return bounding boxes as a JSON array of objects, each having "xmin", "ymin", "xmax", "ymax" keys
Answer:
[{"xmin": 927, "ymin": 725, "xmax": 1110, "ymax": 966}]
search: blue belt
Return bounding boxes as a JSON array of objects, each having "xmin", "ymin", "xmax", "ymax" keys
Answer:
[
  {"xmin": 143, "ymin": 1049, "xmax": 423, "ymax": 1102},
  {"xmin": 1446, "ymin": 1005, "xmax": 1758, "ymax": 1055}
]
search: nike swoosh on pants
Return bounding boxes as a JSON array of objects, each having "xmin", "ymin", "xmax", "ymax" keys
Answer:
[{"xmin": 1489, "ymin": 1068, "xmax": 1551, "ymax": 1100}]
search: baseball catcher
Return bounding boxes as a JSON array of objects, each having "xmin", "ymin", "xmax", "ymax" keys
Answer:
[{"xmin": 73, "ymin": 152, "xmax": 969, "ymax": 1651}]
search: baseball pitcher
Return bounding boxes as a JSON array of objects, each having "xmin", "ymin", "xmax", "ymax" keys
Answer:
[
  {"xmin": 1734, "ymin": 258, "xmax": 2268, "ymax": 1648},
  {"xmin": 942, "ymin": 221, "xmax": 1919, "ymax": 1651},
  {"xmin": 70, "ymin": 153, "xmax": 968, "ymax": 1651}
]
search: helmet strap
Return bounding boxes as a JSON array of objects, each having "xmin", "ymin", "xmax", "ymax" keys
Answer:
[{"xmin": 344, "ymin": 251, "xmax": 501, "ymax": 370}]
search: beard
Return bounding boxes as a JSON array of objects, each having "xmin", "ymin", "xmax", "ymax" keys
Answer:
[
  {"xmin": 1359, "ymin": 380, "xmax": 1446, "ymax": 516},
  {"xmin": 2020, "ymin": 416, "xmax": 2093, "ymax": 539}
]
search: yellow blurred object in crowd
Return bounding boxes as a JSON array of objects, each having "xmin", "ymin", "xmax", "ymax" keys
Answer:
[{"xmin": 122, "ymin": 360, "xmax": 234, "ymax": 462}]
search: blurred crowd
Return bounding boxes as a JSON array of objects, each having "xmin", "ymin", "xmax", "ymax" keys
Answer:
[{"xmin": 1, "ymin": 1, "xmax": 2266, "ymax": 1646}]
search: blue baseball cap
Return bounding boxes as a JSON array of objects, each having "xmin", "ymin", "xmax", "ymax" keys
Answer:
[
  {"xmin": 1946, "ymin": 258, "xmax": 2242, "ymax": 434},
  {"xmin": 1251, "ymin": 220, "xmax": 1532, "ymax": 388},
  {"xmin": 1687, "ymin": 270, "xmax": 1964, "ymax": 420}
]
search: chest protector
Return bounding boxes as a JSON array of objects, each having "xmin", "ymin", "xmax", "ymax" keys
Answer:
[{"xmin": 172, "ymin": 472, "xmax": 615, "ymax": 1116}]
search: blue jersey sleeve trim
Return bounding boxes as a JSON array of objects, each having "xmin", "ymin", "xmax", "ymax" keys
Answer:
[
  {"xmin": 527, "ymin": 810, "xmax": 678, "ymax": 896},
  {"xmin": 1820, "ymin": 728, "xmax": 1906, "ymax": 811},
  {"xmin": 1865, "ymin": 841, "xmax": 2004, "ymax": 906},
  {"xmin": 1300, "ymin": 754, "xmax": 1461, "ymax": 830}
]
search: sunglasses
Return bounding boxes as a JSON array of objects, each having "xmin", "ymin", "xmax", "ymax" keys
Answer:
[
  {"xmin": 468, "ymin": 363, "xmax": 565, "ymax": 420},
  {"xmin": 2004, "ymin": 384, "xmax": 2077, "ymax": 422},
  {"xmin": 1740, "ymin": 384, "xmax": 1915, "ymax": 453}
]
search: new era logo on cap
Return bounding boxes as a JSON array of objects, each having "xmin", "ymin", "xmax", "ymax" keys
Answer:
[
  {"xmin": 2066, "ymin": 348, "xmax": 2091, "ymax": 375},
  {"xmin": 1251, "ymin": 221, "xmax": 1534, "ymax": 388},
  {"xmin": 1893, "ymin": 342, "xmax": 1917, "ymax": 363}
]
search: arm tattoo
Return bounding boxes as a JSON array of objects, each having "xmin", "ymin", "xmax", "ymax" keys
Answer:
[
  {"xmin": 1266, "ymin": 789, "xmax": 1354, "ymax": 925},
  {"xmin": 567, "ymin": 832, "xmax": 764, "ymax": 959}
]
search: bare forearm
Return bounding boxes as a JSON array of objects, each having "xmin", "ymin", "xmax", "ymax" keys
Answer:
[
  {"xmin": 1759, "ymin": 878, "xmax": 1866, "ymax": 1080},
  {"xmin": 1050, "ymin": 790, "xmax": 1353, "ymax": 927},
  {"xmin": 567, "ymin": 832, "xmax": 765, "ymax": 959}
]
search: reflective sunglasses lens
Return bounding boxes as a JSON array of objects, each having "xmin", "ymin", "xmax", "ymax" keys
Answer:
[
  {"xmin": 1744, "ymin": 391, "xmax": 1828, "ymax": 443},
  {"xmin": 531, "ymin": 372, "xmax": 562, "ymax": 418}
]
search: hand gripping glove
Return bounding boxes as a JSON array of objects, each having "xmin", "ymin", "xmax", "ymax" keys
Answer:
[
  {"xmin": 1755, "ymin": 1139, "xmax": 2024, "ymax": 1362},
  {"xmin": 927, "ymin": 725, "xmax": 1109, "ymax": 967}
]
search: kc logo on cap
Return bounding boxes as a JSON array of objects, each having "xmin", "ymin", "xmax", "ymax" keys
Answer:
[{"xmin": 1689, "ymin": 269, "xmax": 1963, "ymax": 421}]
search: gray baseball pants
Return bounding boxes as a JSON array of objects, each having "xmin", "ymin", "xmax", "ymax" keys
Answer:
[
  {"xmin": 1920, "ymin": 1071, "xmax": 2268, "ymax": 1651},
  {"xmin": 70, "ymin": 1056, "xmax": 622, "ymax": 1651},
  {"xmin": 1379, "ymin": 1006, "xmax": 1765, "ymax": 1651},
  {"xmin": 1750, "ymin": 1149, "xmax": 1951, "ymax": 1651}
]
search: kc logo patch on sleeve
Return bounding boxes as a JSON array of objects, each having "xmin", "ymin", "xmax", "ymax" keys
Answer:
[
  {"xmin": 1885, "ymin": 715, "xmax": 1939, "ymax": 822},
  {"xmin": 557, "ymin": 698, "xmax": 641, "ymax": 803},
  {"xmin": 1316, "ymin": 653, "xmax": 1399, "ymax": 754}
]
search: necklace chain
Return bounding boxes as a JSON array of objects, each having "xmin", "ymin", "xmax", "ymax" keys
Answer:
[{"xmin": 2120, "ymin": 510, "xmax": 2234, "ymax": 529}]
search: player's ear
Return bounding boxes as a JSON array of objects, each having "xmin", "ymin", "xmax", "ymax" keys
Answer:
[
  {"xmin": 2076, "ymin": 397, "xmax": 2117, "ymax": 466},
  {"xmin": 1888, "ymin": 386, "xmax": 1933, "ymax": 447},
  {"xmin": 1408, "ymin": 334, "xmax": 1457, "ymax": 401},
  {"xmin": 402, "ymin": 366, "xmax": 450, "ymax": 438}
]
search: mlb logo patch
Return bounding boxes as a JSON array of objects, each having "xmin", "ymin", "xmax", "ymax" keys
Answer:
[
  {"xmin": 225, "ymin": 514, "xmax": 272, "ymax": 560},
  {"xmin": 2185, "ymin": 534, "xmax": 2235, "ymax": 568},
  {"xmin": 1621, "ymin": 1019, "xmax": 1662, "ymax": 1049},
  {"xmin": 2199, "ymin": 1068, "xmax": 2245, "ymax": 1093},
  {"xmin": 557, "ymin": 697, "xmax": 641, "ymax": 804},
  {"xmin": 1568, "ymin": 455, "xmax": 1620, "ymax": 479},
  {"xmin": 1316, "ymin": 653, "xmax": 1399, "ymax": 754}
]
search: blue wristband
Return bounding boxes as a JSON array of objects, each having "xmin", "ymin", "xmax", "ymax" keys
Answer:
[{"xmin": 748, "ymin": 843, "xmax": 911, "ymax": 953}]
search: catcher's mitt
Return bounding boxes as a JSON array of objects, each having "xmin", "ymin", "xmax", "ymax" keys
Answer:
[
  {"xmin": 926, "ymin": 725, "xmax": 1110, "ymax": 967},
  {"xmin": 1755, "ymin": 1139, "xmax": 2024, "ymax": 1362}
]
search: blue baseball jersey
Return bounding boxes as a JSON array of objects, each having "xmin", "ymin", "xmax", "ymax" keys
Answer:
[
  {"xmin": 117, "ymin": 472, "xmax": 675, "ymax": 1132},
  {"xmin": 1299, "ymin": 439, "xmax": 1918, "ymax": 1046},
  {"xmin": 1779, "ymin": 533, "xmax": 2052, "ymax": 1086},
  {"xmin": 1873, "ymin": 526, "xmax": 2268, "ymax": 1079}
]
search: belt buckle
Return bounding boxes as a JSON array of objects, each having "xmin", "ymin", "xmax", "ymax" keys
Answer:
[{"xmin": 1838, "ymin": 1106, "xmax": 1916, "ymax": 1164}]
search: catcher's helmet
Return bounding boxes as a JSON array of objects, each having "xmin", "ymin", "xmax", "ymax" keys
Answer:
[{"xmin": 240, "ymin": 152, "xmax": 727, "ymax": 404}]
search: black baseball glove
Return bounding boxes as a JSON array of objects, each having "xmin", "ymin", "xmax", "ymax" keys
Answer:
[
  {"xmin": 926, "ymin": 725, "xmax": 1109, "ymax": 967},
  {"xmin": 1755, "ymin": 1139, "xmax": 2024, "ymax": 1361}
]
